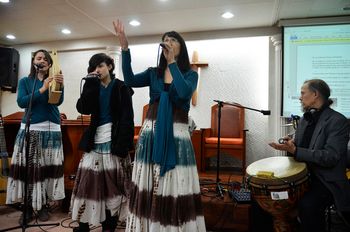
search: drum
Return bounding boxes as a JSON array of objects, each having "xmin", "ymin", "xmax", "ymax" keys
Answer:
[{"xmin": 246, "ymin": 156, "xmax": 309, "ymax": 232}]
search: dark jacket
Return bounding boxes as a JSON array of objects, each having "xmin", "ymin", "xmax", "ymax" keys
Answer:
[
  {"xmin": 294, "ymin": 107, "xmax": 350, "ymax": 211},
  {"xmin": 76, "ymin": 77, "xmax": 134, "ymax": 158}
]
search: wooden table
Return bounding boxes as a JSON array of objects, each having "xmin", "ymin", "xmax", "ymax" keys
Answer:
[{"xmin": 199, "ymin": 171, "xmax": 251, "ymax": 231}]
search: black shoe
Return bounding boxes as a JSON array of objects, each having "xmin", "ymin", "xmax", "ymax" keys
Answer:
[
  {"xmin": 101, "ymin": 213, "xmax": 117, "ymax": 232},
  {"xmin": 73, "ymin": 227, "xmax": 87, "ymax": 232},
  {"xmin": 73, "ymin": 222, "xmax": 90, "ymax": 232},
  {"xmin": 38, "ymin": 206, "xmax": 49, "ymax": 221}
]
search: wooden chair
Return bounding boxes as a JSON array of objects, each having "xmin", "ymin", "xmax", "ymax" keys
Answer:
[
  {"xmin": 60, "ymin": 113, "xmax": 67, "ymax": 120},
  {"xmin": 134, "ymin": 104, "xmax": 149, "ymax": 144},
  {"xmin": 77, "ymin": 114, "xmax": 91, "ymax": 121},
  {"xmin": 201, "ymin": 104, "xmax": 247, "ymax": 173}
]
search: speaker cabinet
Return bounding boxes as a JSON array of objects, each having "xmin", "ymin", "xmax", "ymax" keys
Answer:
[{"xmin": 0, "ymin": 47, "xmax": 19, "ymax": 93}]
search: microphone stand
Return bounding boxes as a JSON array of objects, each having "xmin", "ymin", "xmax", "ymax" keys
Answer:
[
  {"xmin": 215, "ymin": 100, "xmax": 224, "ymax": 198},
  {"xmin": 201, "ymin": 100, "xmax": 270, "ymax": 199},
  {"xmin": 216, "ymin": 100, "xmax": 270, "ymax": 116},
  {"xmin": 2, "ymin": 68, "xmax": 59, "ymax": 232}
]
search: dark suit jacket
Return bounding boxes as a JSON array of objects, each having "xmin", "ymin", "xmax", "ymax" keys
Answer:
[{"xmin": 294, "ymin": 107, "xmax": 350, "ymax": 211}]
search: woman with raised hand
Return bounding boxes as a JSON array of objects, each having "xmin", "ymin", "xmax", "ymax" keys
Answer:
[{"xmin": 113, "ymin": 19, "xmax": 206, "ymax": 232}]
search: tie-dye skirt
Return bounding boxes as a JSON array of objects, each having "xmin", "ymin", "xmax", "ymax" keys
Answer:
[
  {"xmin": 126, "ymin": 104, "xmax": 206, "ymax": 232},
  {"xmin": 70, "ymin": 123, "xmax": 132, "ymax": 226},
  {"xmin": 6, "ymin": 122, "xmax": 65, "ymax": 211}
]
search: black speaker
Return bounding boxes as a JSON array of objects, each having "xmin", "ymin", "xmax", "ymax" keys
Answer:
[{"xmin": 0, "ymin": 47, "xmax": 19, "ymax": 93}]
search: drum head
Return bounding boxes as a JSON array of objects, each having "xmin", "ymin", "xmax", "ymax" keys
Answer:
[{"xmin": 246, "ymin": 156, "xmax": 307, "ymax": 186}]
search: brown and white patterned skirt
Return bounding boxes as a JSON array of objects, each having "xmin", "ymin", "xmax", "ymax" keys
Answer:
[
  {"xmin": 6, "ymin": 121, "xmax": 65, "ymax": 211},
  {"xmin": 70, "ymin": 123, "xmax": 132, "ymax": 226},
  {"xmin": 126, "ymin": 104, "xmax": 206, "ymax": 232}
]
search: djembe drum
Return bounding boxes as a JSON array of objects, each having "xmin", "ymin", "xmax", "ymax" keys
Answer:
[{"xmin": 246, "ymin": 156, "xmax": 309, "ymax": 232}]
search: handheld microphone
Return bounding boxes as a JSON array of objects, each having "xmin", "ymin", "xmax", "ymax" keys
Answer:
[
  {"xmin": 82, "ymin": 73, "xmax": 101, "ymax": 80},
  {"xmin": 34, "ymin": 63, "xmax": 44, "ymax": 69},
  {"xmin": 160, "ymin": 43, "xmax": 167, "ymax": 49}
]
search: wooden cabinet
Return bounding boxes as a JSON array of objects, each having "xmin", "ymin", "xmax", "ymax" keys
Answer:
[{"xmin": 60, "ymin": 119, "xmax": 89, "ymax": 189}]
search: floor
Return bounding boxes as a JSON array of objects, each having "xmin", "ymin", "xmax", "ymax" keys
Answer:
[
  {"xmin": 1, "ymin": 200, "xmax": 350, "ymax": 232},
  {"xmin": 0, "ymin": 204, "xmax": 125, "ymax": 232},
  {"xmin": 0, "ymin": 171, "xmax": 243, "ymax": 232},
  {"xmin": 2, "ymin": 171, "xmax": 349, "ymax": 232}
]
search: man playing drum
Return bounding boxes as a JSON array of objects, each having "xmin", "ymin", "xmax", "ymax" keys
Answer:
[{"xmin": 269, "ymin": 79, "xmax": 350, "ymax": 232}]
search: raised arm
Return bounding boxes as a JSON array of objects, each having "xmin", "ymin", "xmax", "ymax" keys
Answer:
[
  {"xmin": 113, "ymin": 19, "xmax": 151, "ymax": 87},
  {"xmin": 113, "ymin": 19, "xmax": 128, "ymax": 51}
]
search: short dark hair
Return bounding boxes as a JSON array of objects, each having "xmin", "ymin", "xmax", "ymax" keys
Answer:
[
  {"xmin": 88, "ymin": 53, "xmax": 115, "ymax": 78},
  {"xmin": 304, "ymin": 79, "xmax": 333, "ymax": 106},
  {"xmin": 29, "ymin": 49, "xmax": 53, "ymax": 79},
  {"xmin": 157, "ymin": 31, "xmax": 191, "ymax": 76}
]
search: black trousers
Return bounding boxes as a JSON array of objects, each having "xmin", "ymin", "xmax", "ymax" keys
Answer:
[
  {"xmin": 250, "ymin": 199, "xmax": 274, "ymax": 232},
  {"xmin": 298, "ymin": 176, "xmax": 333, "ymax": 232}
]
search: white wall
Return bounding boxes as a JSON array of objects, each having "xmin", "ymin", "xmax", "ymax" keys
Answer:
[{"xmin": 0, "ymin": 27, "xmax": 281, "ymax": 165}]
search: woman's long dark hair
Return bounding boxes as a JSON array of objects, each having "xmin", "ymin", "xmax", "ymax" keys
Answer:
[
  {"xmin": 157, "ymin": 31, "xmax": 191, "ymax": 77},
  {"xmin": 29, "ymin": 49, "xmax": 53, "ymax": 79},
  {"xmin": 88, "ymin": 53, "xmax": 115, "ymax": 79}
]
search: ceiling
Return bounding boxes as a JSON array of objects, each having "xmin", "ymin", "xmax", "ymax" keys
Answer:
[{"xmin": 1, "ymin": 0, "xmax": 350, "ymax": 46}]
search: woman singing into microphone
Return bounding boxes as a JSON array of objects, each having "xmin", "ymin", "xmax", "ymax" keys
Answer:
[
  {"xmin": 70, "ymin": 53, "xmax": 134, "ymax": 232},
  {"xmin": 6, "ymin": 49, "xmax": 65, "ymax": 223},
  {"xmin": 113, "ymin": 20, "xmax": 206, "ymax": 232}
]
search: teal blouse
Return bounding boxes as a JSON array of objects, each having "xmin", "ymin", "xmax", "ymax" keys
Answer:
[
  {"xmin": 121, "ymin": 49, "xmax": 198, "ymax": 112},
  {"xmin": 17, "ymin": 76, "xmax": 64, "ymax": 124}
]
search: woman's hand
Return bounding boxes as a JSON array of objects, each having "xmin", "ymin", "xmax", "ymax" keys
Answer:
[
  {"xmin": 53, "ymin": 71, "xmax": 64, "ymax": 85},
  {"xmin": 39, "ymin": 77, "xmax": 53, "ymax": 94},
  {"xmin": 39, "ymin": 72, "xmax": 64, "ymax": 94},
  {"xmin": 161, "ymin": 43, "xmax": 176, "ymax": 65},
  {"xmin": 113, "ymin": 19, "xmax": 129, "ymax": 51}
]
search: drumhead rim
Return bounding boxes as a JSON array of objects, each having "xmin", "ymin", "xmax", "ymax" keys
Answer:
[
  {"xmin": 246, "ymin": 156, "xmax": 307, "ymax": 180},
  {"xmin": 246, "ymin": 171, "xmax": 309, "ymax": 189}
]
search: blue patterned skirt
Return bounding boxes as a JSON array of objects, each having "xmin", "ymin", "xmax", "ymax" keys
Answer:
[
  {"xmin": 6, "ymin": 122, "xmax": 65, "ymax": 211},
  {"xmin": 126, "ymin": 104, "xmax": 206, "ymax": 232}
]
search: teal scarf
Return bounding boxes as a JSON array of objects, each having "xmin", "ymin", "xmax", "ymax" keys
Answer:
[{"xmin": 152, "ymin": 91, "xmax": 176, "ymax": 176}]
